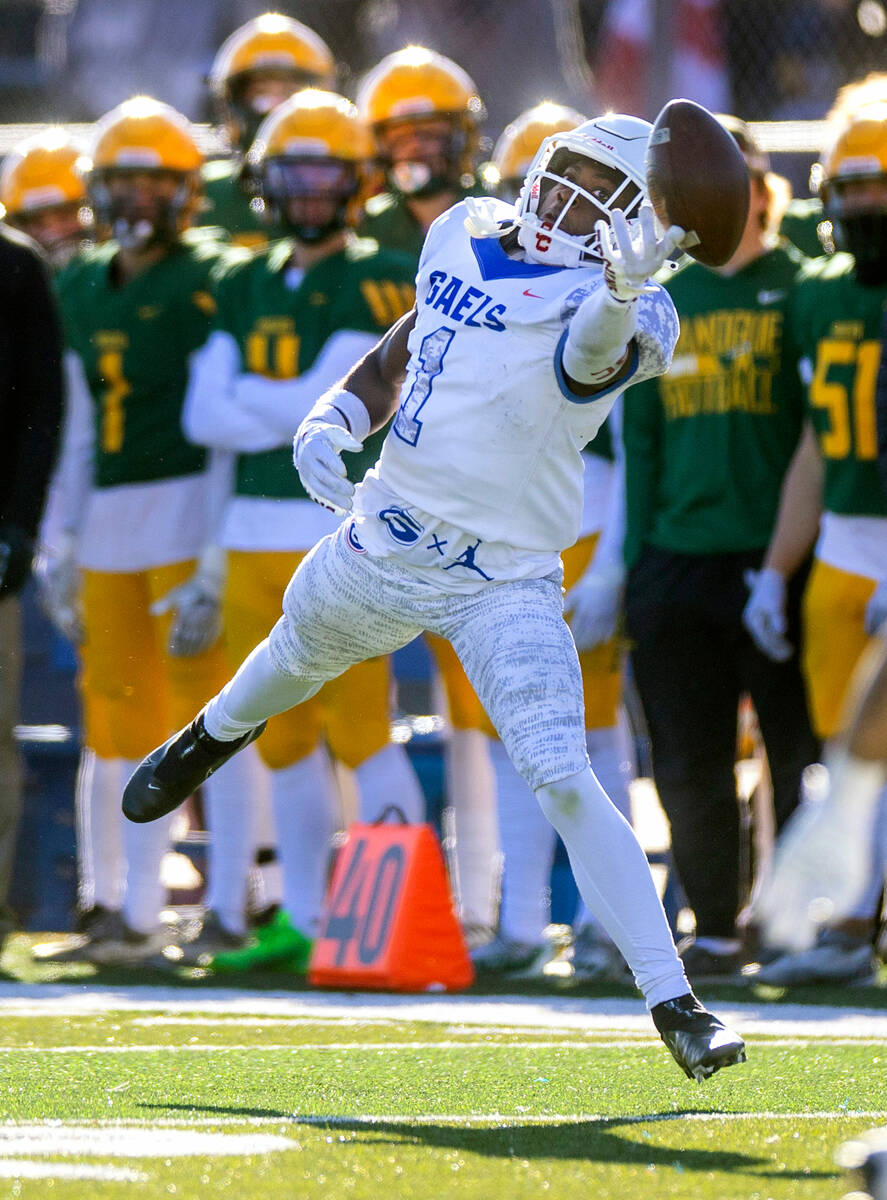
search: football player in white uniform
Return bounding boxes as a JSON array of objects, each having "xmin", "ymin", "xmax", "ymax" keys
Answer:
[{"xmin": 123, "ymin": 114, "xmax": 746, "ymax": 1082}]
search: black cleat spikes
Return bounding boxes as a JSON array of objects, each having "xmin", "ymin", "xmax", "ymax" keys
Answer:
[
  {"xmin": 122, "ymin": 712, "xmax": 266, "ymax": 824},
  {"xmin": 651, "ymin": 992, "xmax": 747, "ymax": 1082}
]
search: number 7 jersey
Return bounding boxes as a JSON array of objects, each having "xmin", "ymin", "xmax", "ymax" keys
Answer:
[{"xmin": 368, "ymin": 199, "xmax": 679, "ymax": 554}]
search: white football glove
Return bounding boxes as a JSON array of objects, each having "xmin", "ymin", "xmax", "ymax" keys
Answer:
[
  {"xmin": 595, "ymin": 204, "xmax": 685, "ymax": 303},
  {"xmin": 293, "ymin": 419, "xmax": 363, "ymax": 517},
  {"xmin": 150, "ymin": 546, "xmax": 224, "ymax": 658},
  {"xmin": 751, "ymin": 762, "xmax": 878, "ymax": 953},
  {"xmin": 564, "ymin": 562, "xmax": 625, "ymax": 651},
  {"xmin": 33, "ymin": 532, "xmax": 82, "ymax": 644},
  {"xmin": 865, "ymin": 576, "xmax": 887, "ymax": 636},
  {"xmin": 742, "ymin": 567, "xmax": 793, "ymax": 662}
]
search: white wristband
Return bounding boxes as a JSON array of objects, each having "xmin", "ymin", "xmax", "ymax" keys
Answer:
[{"xmin": 308, "ymin": 388, "xmax": 371, "ymax": 443}]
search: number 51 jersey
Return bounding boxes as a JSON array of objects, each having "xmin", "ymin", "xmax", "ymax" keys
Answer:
[{"xmin": 367, "ymin": 198, "xmax": 679, "ymax": 556}]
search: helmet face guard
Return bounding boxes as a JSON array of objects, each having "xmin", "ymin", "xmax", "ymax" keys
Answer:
[
  {"xmin": 89, "ymin": 168, "xmax": 193, "ymax": 250},
  {"xmin": 260, "ymin": 155, "xmax": 359, "ymax": 242},
  {"xmin": 514, "ymin": 115, "xmax": 650, "ymax": 267},
  {"xmin": 822, "ymin": 177, "xmax": 887, "ymax": 283},
  {"xmin": 376, "ymin": 113, "xmax": 472, "ymax": 198},
  {"xmin": 224, "ymin": 68, "xmax": 321, "ymax": 152},
  {"xmin": 14, "ymin": 201, "xmax": 89, "ymax": 267}
]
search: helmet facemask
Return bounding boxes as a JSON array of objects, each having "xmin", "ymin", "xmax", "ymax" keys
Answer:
[
  {"xmin": 224, "ymin": 69, "xmax": 319, "ymax": 153},
  {"xmin": 822, "ymin": 176, "xmax": 887, "ymax": 285},
  {"xmin": 90, "ymin": 168, "xmax": 194, "ymax": 251},
  {"xmin": 14, "ymin": 202, "xmax": 90, "ymax": 268},
  {"xmin": 516, "ymin": 141, "xmax": 643, "ymax": 267},
  {"xmin": 260, "ymin": 156, "xmax": 359, "ymax": 243},
  {"xmin": 376, "ymin": 114, "xmax": 471, "ymax": 198}
]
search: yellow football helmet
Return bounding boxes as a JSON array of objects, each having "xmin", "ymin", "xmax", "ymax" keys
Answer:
[
  {"xmin": 210, "ymin": 13, "xmax": 335, "ymax": 149},
  {"xmin": 484, "ymin": 102, "xmax": 587, "ymax": 200},
  {"xmin": 0, "ymin": 128, "xmax": 89, "ymax": 218},
  {"xmin": 0, "ymin": 128, "xmax": 92, "ymax": 265},
  {"xmin": 89, "ymin": 96, "xmax": 202, "ymax": 248},
  {"xmin": 248, "ymin": 89, "xmax": 370, "ymax": 242},
  {"xmin": 814, "ymin": 102, "xmax": 887, "ymax": 279},
  {"xmin": 356, "ymin": 46, "xmax": 485, "ymax": 195}
]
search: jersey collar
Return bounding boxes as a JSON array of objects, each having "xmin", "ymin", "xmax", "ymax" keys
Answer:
[{"xmin": 470, "ymin": 233, "xmax": 569, "ymax": 281}]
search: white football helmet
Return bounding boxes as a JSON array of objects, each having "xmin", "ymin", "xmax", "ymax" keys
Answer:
[{"xmin": 515, "ymin": 113, "xmax": 652, "ymax": 266}]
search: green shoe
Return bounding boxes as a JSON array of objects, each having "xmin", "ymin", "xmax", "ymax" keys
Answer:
[{"xmin": 210, "ymin": 909, "xmax": 313, "ymax": 973}]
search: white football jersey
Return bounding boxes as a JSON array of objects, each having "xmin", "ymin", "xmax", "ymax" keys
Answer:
[{"xmin": 352, "ymin": 198, "xmax": 677, "ymax": 583}]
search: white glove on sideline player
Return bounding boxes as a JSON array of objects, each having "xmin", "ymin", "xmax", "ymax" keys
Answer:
[
  {"xmin": 595, "ymin": 204, "xmax": 684, "ymax": 303},
  {"xmin": 34, "ymin": 532, "xmax": 82, "ymax": 644},
  {"xmin": 742, "ymin": 567, "xmax": 793, "ymax": 661},
  {"xmin": 751, "ymin": 756, "xmax": 883, "ymax": 952},
  {"xmin": 865, "ymin": 576, "xmax": 887, "ymax": 636},
  {"xmin": 150, "ymin": 545, "xmax": 225, "ymax": 658},
  {"xmin": 565, "ymin": 562, "xmax": 625, "ymax": 651}
]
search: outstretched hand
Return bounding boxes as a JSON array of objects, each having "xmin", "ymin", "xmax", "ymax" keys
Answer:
[{"xmin": 596, "ymin": 204, "xmax": 685, "ymax": 303}]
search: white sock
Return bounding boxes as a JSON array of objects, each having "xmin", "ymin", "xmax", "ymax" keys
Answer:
[
  {"xmin": 574, "ymin": 722, "xmax": 635, "ymax": 935},
  {"xmin": 489, "ymin": 739, "xmax": 554, "ymax": 944},
  {"xmin": 76, "ymin": 752, "xmax": 125, "ymax": 913},
  {"xmin": 848, "ymin": 781, "xmax": 887, "ymax": 920},
  {"xmin": 270, "ymin": 746, "xmax": 339, "ymax": 935},
  {"xmin": 536, "ymin": 767, "xmax": 688, "ymax": 1008},
  {"xmin": 121, "ymin": 757, "xmax": 173, "ymax": 933},
  {"xmin": 445, "ymin": 729, "xmax": 500, "ymax": 930},
  {"xmin": 203, "ymin": 639, "xmax": 322, "ymax": 740},
  {"xmin": 355, "ymin": 743, "xmax": 425, "ymax": 824},
  {"xmin": 249, "ymin": 784, "xmax": 282, "ymax": 912},
  {"xmin": 202, "ymin": 744, "xmax": 267, "ymax": 935}
]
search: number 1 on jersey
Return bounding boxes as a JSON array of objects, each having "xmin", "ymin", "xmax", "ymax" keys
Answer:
[{"xmin": 393, "ymin": 325, "xmax": 455, "ymax": 446}]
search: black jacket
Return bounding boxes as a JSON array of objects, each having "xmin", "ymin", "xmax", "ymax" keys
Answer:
[{"xmin": 0, "ymin": 224, "xmax": 64, "ymax": 545}]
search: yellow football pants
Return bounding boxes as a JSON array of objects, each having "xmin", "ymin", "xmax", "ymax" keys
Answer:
[
  {"xmin": 80, "ymin": 562, "xmax": 231, "ymax": 760},
  {"xmin": 224, "ymin": 549, "xmax": 394, "ymax": 770},
  {"xmin": 802, "ymin": 557, "xmax": 878, "ymax": 740},
  {"xmin": 426, "ymin": 532, "xmax": 624, "ymax": 737}
]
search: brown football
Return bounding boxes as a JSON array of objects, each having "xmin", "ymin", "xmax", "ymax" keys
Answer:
[{"xmin": 645, "ymin": 98, "xmax": 750, "ymax": 267}]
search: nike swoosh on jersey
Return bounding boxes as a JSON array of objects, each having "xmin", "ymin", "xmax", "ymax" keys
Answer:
[
  {"xmin": 522, "ymin": 288, "xmax": 543, "ymax": 298},
  {"xmin": 756, "ymin": 288, "xmax": 787, "ymax": 305}
]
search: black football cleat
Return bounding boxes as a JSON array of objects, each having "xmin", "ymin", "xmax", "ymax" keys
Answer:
[
  {"xmin": 122, "ymin": 712, "xmax": 266, "ymax": 824},
  {"xmin": 651, "ymin": 992, "xmax": 747, "ymax": 1082}
]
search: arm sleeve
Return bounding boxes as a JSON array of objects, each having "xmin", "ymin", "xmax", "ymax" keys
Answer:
[
  {"xmin": 184, "ymin": 331, "xmax": 284, "ymax": 452},
  {"xmin": 38, "ymin": 351, "xmax": 95, "ymax": 549},
  {"xmin": 6, "ymin": 243, "xmax": 64, "ymax": 537},
  {"xmin": 561, "ymin": 286, "xmax": 639, "ymax": 385},
  {"xmin": 621, "ymin": 376, "xmax": 663, "ymax": 569},
  {"xmin": 233, "ymin": 328, "xmax": 378, "ymax": 437},
  {"xmin": 184, "ymin": 329, "xmax": 377, "ymax": 451}
]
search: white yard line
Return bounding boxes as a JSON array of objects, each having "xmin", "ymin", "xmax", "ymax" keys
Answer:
[
  {"xmin": 0, "ymin": 1126, "xmax": 300, "ymax": 1157},
  {"xmin": 0, "ymin": 1162, "xmax": 147, "ymax": 1181},
  {"xmin": 1, "ymin": 1037, "xmax": 886, "ymax": 1053},
  {"xmin": 2, "ymin": 1112, "xmax": 885, "ymax": 1130},
  {"xmin": 1, "ymin": 983, "xmax": 886, "ymax": 1037}
]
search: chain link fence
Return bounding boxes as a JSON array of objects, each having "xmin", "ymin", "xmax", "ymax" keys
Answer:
[{"xmin": 0, "ymin": 0, "xmax": 886, "ymax": 198}]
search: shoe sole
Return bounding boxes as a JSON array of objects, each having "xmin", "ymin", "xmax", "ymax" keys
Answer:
[{"xmin": 687, "ymin": 1046, "xmax": 747, "ymax": 1083}]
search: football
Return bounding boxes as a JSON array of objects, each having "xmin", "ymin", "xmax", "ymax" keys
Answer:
[{"xmin": 645, "ymin": 98, "xmax": 750, "ymax": 267}]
